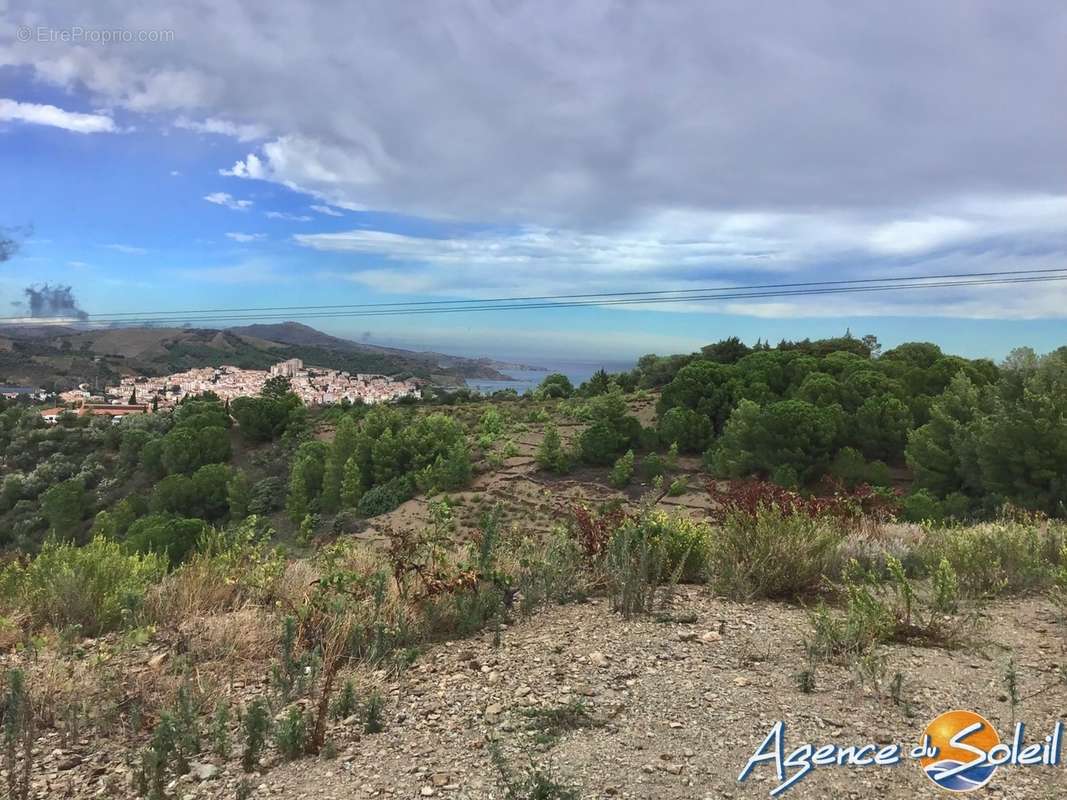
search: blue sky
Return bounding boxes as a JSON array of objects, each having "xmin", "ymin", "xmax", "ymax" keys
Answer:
[{"xmin": 1, "ymin": 2, "xmax": 1065, "ymax": 363}]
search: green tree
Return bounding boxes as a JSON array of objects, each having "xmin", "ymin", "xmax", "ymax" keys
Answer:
[
  {"xmin": 701, "ymin": 336, "xmax": 751, "ymax": 364},
  {"xmin": 905, "ymin": 373, "xmax": 984, "ymax": 496},
  {"xmin": 286, "ymin": 441, "xmax": 328, "ymax": 523},
  {"xmin": 657, "ymin": 406, "xmax": 713, "ymax": 453},
  {"xmin": 535, "ymin": 373, "xmax": 574, "ymax": 399},
  {"xmin": 227, "ymin": 469, "xmax": 252, "ymax": 520},
  {"xmin": 535, "ymin": 422, "xmax": 570, "ymax": 473},
  {"xmin": 261, "ymin": 375, "xmax": 293, "ymax": 399},
  {"xmin": 709, "ymin": 399, "xmax": 840, "ymax": 484},
  {"xmin": 657, "ymin": 360, "xmax": 737, "ymax": 434},
  {"xmin": 321, "ymin": 416, "xmax": 360, "ymax": 514},
  {"xmin": 849, "ymin": 394, "xmax": 912, "ymax": 461},
  {"xmin": 40, "ymin": 478, "xmax": 89, "ymax": 538},
  {"xmin": 339, "ymin": 455, "xmax": 364, "ymax": 509},
  {"xmin": 974, "ymin": 372, "xmax": 1067, "ymax": 514},
  {"xmin": 125, "ymin": 513, "xmax": 208, "ymax": 565}
]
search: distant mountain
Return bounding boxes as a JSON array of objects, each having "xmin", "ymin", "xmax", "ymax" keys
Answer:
[{"xmin": 0, "ymin": 321, "xmax": 512, "ymax": 391}]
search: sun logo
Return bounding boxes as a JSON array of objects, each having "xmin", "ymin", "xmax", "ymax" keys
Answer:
[{"xmin": 919, "ymin": 710, "xmax": 1000, "ymax": 792}]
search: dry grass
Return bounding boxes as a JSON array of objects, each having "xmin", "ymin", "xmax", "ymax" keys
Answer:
[{"xmin": 181, "ymin": 607, "xmax": 279, "ymax": 666}]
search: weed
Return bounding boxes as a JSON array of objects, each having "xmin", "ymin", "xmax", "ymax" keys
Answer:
[
  {"xmin": 932, "ymin": 558, "xmax": 960, "ymax": 613},
  {"xmin": 1, "ymin": 668, "xmax": 35, "ymax": 800},
  {"xmin": 331, "ymin": 679, "xmax": 358, "ymax": 720},
  {"xmin": 211, "ymin": 702, "xmax": 231, "ymax": 759},
  {"xmin": 274, "ymin": 705, "xmax": 310, "ymax": 761},
  {"xmin": 1005, "ymin": 658, "xmax": 1020, "ymax": 728},
  {"xmin": 241, "ymin": 698, "xmax": 271, "ymax": 772},
  {"xmin": 603, "ymin": 518, "xmax": 669, "ymax": 617},
  {"xmin": 889, "ymin": 672, "xmax": 915, "ymax": 717},
  {"xmin": 520, "ymin": 699, "xmax": 602, "ymax": 745},
  {"xmin": 363, "ymin": 690, "xmax": 385, "ymax": 734},
  {"xmin": 489, "ymin": 741, "xmax": 581, "ymax": 800},
  {"xmin": 921, "ymin": 520, "xmax": 1065, "ymax": 597},
  {"xmin": 137, "ymin": 713, "xmax": 177, "ymax": 800},
  {"xmin": 795, "ymin": 666, "xmax": 816, "ymax": 694}
]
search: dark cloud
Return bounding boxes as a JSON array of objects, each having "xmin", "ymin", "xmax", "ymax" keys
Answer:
[
  {"xmin": 19, "ymin": 284, "xmax": 88, "ymax": 320},
  {"xmin": 4, "ymin": 1, "xmax": 1065, "ymax": 226}
]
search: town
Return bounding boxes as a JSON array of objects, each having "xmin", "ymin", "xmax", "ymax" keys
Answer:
[{"xmin": 42, "ymin": 358, "xmax": 420, "ymax": 423}]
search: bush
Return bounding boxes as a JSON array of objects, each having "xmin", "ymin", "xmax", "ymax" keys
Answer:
[
  {"xmin": 707, "ymin": 508, "xmax": 844, "ymax": 600},
  {"xmin": 535, "ymin": 422, "xmax": 571, "ymax": 474},
  {"xmin": 919, "ymin": 521, "xmax": 1064, "ymax": 596},
  {"xmin": 626, "ymin": 510, "xmax": 710, "ymax": 582},
  {"xmin": 902, "ymin": 489, "xmax": 943, "ymax": 523},
  {"xmin": 829, "ymin": 447, "xmax": 892, "ymax": 488},
  {"xmin": 609, "ymin": 450, "xmax": 635, "ymax": 488},
  {"xmin": 0, "ymin": 536, "xmax": 167, "ymax": 635},
  {"xmin": 125, "ymin": 513, "xmax": 210, "ymax": 566},
  {"xmin": 603, "ymin": 517, "xmax": 669, "ymax": 617},
  {"xmin": 357, "ymin": 476, "xmax": 414, "ymax": 518}
]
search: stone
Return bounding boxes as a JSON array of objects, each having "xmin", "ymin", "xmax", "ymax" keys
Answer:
[{"xmin": 189, "ymin": 762, "xmax": 220, "ymax": 781}]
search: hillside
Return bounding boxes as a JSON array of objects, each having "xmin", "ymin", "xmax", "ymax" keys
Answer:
[{"xmin": 0, "ymin": 322, "xmax": 512, "ymax": 390}]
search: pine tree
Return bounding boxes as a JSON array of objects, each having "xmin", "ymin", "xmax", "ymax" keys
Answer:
[
  {"xmin": 321, "ymin": 416, "xmax": 360, "ymax": 514},
  {"xmin": 286, "ymin": 462, "xmax": 310, "ymax": 524},
  {"xmin": 535, "ymin": 422, "xmax": 569, "ymax": 473},
  {"xmin": 227, "ymin": 469, "xmax": 252, "ymax": 520},
  {"xmin": 340, "ymin": 455, "xmax": 364, "ymax": 509}
]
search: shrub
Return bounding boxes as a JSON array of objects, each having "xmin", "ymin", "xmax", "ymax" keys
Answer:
[
  {"xmin": 512, "ymin": 529, "xmax": 587, "ymax": 615},
  {"xmin": 241, "ymin": 698, "xmax": 271, "ymax": 772},
  {"xmin": 829, "ymin": 447, "xmax": 892, "ymax": 488},
  {"xmin": 535, "ymin": 423, "xmax": 572, "ymax": 474},
  {"xmin": 124, "ymin": 513, "xmax": 209, "ymax": 566},
  {"xmin": 919, "ymin": 521, "xmax": 1064, "ymax": 596},
  {"xmin": 902, "ymin": 489, "xmax": 943, "ymax": 523},
  {"xmin": 667, "ymin": 476, "xmax": 688, "ymax": 497},
  {"xmin": 639, "ymin": 452, "xmax": 668, "ymax": 481},
  {"xmin": 0, "ymin": 536, "xmax": 166, "ymax": 635},
  {"xmin": 274, "ymin": 705, "xmax": 310, "ymax": 761},
  {"xmin": 707, "ymin": 508, "xmax": 844, "ymax": 600},
  {"xmin": 623, "ymin": 510, "xmax": 710, "ymax": 583},
  {"xmin": 602, "ymin": 517, "xmax": 672, "ymax": 617},
  {"xmin": 357, "ymin": 475, "xmax": 414, "ymax": 518},
  {"xmin": 609, "ymin": 450, "xmax": 635, "ymax": 488}
]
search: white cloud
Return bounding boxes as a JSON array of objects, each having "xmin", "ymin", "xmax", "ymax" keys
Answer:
[
  {"xmin": 310, "ymin": 205, "xmax": 344, "ymax": 217},
  {"xmin": 0, "ymin": 98, "xmax": 116, "ymax": 134},
  {"xmin": 225, "ymin": 232, "xmax": 266, "ymax": 242},
  {"xmin": 175, "ymin": 116, "xmax": 267, "ymax": 142},
  {"xmin": 204, "ymin": 192, "xmax": 253, "ymax": 210},
  {"xmin": 265, "ymin": 211, "xmax": 312, "ymax": 222},
  {"xmin": 104, "ymin": 243, "xmax": 149, "ymax": 255},
  {"xmin": 66, "ymin": 260, "xmax": 90, "ymax": 269}
]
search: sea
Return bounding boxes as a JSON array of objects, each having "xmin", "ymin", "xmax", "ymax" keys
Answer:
[{"xmin": 464, "ymin": 359, "xmax": 635, "ymax": 395}]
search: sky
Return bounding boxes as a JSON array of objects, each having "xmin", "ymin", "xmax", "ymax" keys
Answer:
[{"xmin": 1, "ymin": 1, "xmax": 1065, "ymax": 363}]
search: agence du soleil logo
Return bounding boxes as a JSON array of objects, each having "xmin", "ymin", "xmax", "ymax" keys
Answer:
[{"xmin": 737, "ymin": 710, "xmax": 1063, "ymax": 795}]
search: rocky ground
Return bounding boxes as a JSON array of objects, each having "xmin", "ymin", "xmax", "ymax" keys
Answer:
[{"xmin": 27, "ymin": 588, "xmax": 1067, "ymax": 799}]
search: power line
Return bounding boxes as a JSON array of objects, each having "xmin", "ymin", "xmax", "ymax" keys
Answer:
[
  {"xmin": 20, "ymin": 266, "xmax": 1066, "ymax": 322},
  {"xmin": 2, "ymin": 268, "xmax": 1066, "ymax": 327}
]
